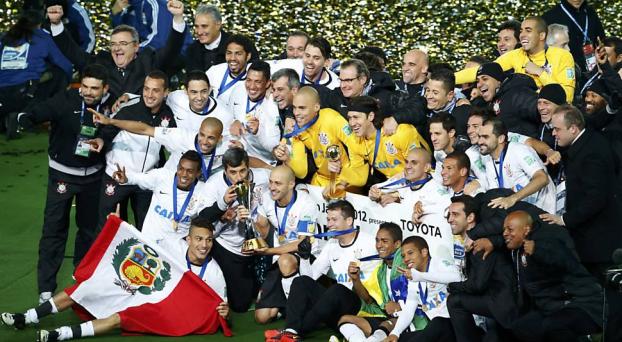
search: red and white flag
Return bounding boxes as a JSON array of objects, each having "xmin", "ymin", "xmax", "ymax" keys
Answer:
[{"xmin": 65, "ymin": 216, "xmax": 232, "ymax": 337}]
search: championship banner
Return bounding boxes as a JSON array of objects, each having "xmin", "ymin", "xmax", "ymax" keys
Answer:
[
  {"xmin": 65, "ymin": 216, "xmax": 232, "ymax": 337},
  {"xmin": 304, "ymin": 185, "xmax": 455, "ymax": 262}
]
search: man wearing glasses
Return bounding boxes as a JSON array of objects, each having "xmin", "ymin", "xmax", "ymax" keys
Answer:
[
  {"xmin": 319, "ymin": 59, "xmax": 396, "ymax": 124},
  {"xmin": 46, "ymin": 0, "xmax": 188, "ymax": 102}
]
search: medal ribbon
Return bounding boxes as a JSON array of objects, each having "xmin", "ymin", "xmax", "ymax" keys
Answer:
[
  {"xmin": 313, "ymin": 227, "xmax": 358, "ymax": 238},
  {"xmin": 283, "ymin": 114, "xmax": 320, "ymax": 139},
  {"xmin": 275, "ymin": 190, "xmax": 297, "ymax": 236},
  {"xmin": 186, "ymin": 253, "xmax": 210, "ymax": 279},
  {"xmin": 560, "ymin": 3, "xmax": 590, "ymax": 43},
  {"xmin": 493, "ymin": 143, "xmax": 509, "ymax": 188},
  {"xmin": 217, "ymin": 69, "xmax": 246, "ymax": 97},
  {"xmin": 195, "ymin": 140, "xmax": 216, "ymax": 181},
  {"xmin": 172, "ymin": 175, "xmax": 196, "ymax": 225},
  {"xmin": 415, "ymin": 257, "xmax": 431, "ymax": 317}
]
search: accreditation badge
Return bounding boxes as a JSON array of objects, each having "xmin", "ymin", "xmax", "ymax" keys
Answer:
[{"xmin": 74, "ymin": 125, "xmax": 97, "ymax": 157}]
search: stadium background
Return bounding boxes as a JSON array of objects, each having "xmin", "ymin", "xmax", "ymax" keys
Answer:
[
  {"xmin": 0, "ymin": 0, "xmax": 621, "ymax": 76},
  {"xmin": 0, "ymin": 1, "xmax": 620, "ymax": 341}
]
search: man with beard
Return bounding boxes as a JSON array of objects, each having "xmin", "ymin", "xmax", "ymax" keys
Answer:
[
  {"xmin": 46, "ymin": 0, "xmax": 187, "ymax": 101},
  {"xmin": 97, "ymin": 71, "xmax": 176, "ymax": 232},
  {"xmin": 17, "ymin": 64, "xmax": 114, "ymax": 304},
  {"xmin": 270, "ymin": 37, "xmax": 340, "ymax": 90},
  {"xmin": 206, "ymin": 34, "xmax": 254, "ymax": 105},
  {"xmin": 478, "ymin": 118, "xmax": 556, "ymax": 213},
  {"xmin": 457, "ymin": 16, "xmax": 576, "ymax": 102},
  {"xmin": 166, "ymin": 70, "xmax": 234, "ymax": 133}
]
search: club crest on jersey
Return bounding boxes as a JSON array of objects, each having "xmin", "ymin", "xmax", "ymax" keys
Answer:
[
  {"xmin": 105, "ymin": 183, "xmax": 115, "ymax": 196},
  {"xmin": 56, "ymin": 182, "xmax": 67, "ymax": 194},
  {"xmin": 319, "ymin": 132, "xmax": 330, "ymax": 146},
  {"xmin": 112, "ymin": 238, "xmax": 171, "ymax": 295},
  {"xmin": 493, "ymin": 100, "xmax": 501, "ymax": 115},
  {"xmin": 385, "ymin": 141, "xmax": 397, "ymax": 155},
  {"xmin": 160, "ymin": 116, "xmax": 170, "ymax": 128}
]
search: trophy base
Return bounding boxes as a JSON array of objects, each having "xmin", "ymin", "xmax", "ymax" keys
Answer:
[{"xmin": 242, "ymin": 237, "xmax": 268, "ymax": 253}]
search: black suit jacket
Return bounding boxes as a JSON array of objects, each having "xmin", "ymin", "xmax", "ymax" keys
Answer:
[
  {"xmin": 53, "ymin": 25, "xmax": 186, "ymax": 101},
  {"xmin": 562, "ymin": 129, "xmax": 622, "ymax": 263}
]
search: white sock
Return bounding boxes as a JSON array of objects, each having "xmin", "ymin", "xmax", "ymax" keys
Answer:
[
  {"xmin": 281, "ymin": 273, "xmax": 298, "ymax": 298},
  {"xmin": 366, "ymin": 329, "xmax": 388, "ymax": 341},
  {"xmin": 80, "ymin": 321, "xmax": 95, "ymax": 338},
  {"xmin": 339, "ymin": 323, "xmax": 366, "ymax": 342},
  {"xmin": 56, "ymin": 326, "xmax": 73, "ymax": 341},
  {"xmin": 24, "ymin": 309, "xmax": 39, "ymax": 324},
  {"xmin": 50, "ymin": 299, "xmax": 59, "ymax": 313}
]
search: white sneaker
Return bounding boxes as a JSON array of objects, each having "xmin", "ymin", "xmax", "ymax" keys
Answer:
[
  {"xmin": 328, "ymin": 335, "xmax": 341, "ymax": 342},
  {"xmin": 39, "ymin": 292, "xmax": 52, "ymax": 305}
]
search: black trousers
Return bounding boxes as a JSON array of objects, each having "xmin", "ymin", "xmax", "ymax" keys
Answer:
[
  {"xmin": 211, "ymin": 239, "xmax": 255, "ymax": 313},
  {"xmin": 510, "ymin": 308, "xmax": 601, "ymax": 342},
  {"xmin": 584, "ymin": 262, "xmax": 622, "ymax": 342},
  {"xmin": 37, "ymin": 168, "xmax": 102, "ymax": 293},
  {"xmin": 448, "ymin": 293, "xmax": 516, "ymax": 342},
  {"xmin": 96, "ymin": 173, "xmax": 151, "ymax": 231},
  {"xmin": 285, "ymin": 276, "xmax": 360, "ymax": 337},
  {"xmin": 399, "ymin": 317, "xmax": 456, "ymax": 342}
]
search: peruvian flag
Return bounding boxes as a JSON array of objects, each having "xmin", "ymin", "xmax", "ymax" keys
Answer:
[{"xmin": 64, "ymin": 216, "xmax": 232, "ymax": 337}]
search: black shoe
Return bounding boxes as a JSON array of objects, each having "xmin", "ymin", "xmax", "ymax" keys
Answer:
[
  {"xmin": 1, "ymin": 312, "xmax": 26, "ymax": 330},
  {"xmin": 37, "ymin": 329, "xmax": 59, "ymax": 342}
]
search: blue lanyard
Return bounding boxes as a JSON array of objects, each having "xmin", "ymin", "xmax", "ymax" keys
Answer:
[
  {"xmin": 217, "ymin": 69, "xmax": 246, "ymax": 97},
  {"xmin": 358, "ymin": 251, "xmax": 396, "ymax": 262},
  {"xmin": 493, "ymin": 144, "xmax": 508, "ymax": 188},
  {"xmin": 275, "ymin": 190, "xmax": 297, "ymax": 236},
  {"xmin": 283, "ymin": 114, "xmax": 320, "ymax": 139},
  {"xmin": 80, "ymin": 102, "xmax": 100, "ymax": 125},
  {"xmin": 186, "ymin": 253, "xmax": 210, "ymax": 279},
  {"xmin": 379, "ymin": 174, "xmax": 433, "ymax": 191},
  {"xmin": 172, "ymin": 176, "xmax": 196, "ymax": 224},
  {"xmin": 560, "ymin": 3, "xmax": 590, "ymax": 43},
  {"xmin": 314, "ymin": 227, "xmax": 358, "ymax": 238},
  {"xmin": 301, "ymin": 68, "xmax": 325, "ymax": 85},
  {"xmin": 223, "ymin": 172, "xmax": 232, "ymax": 187},
  {"xmin": 415, "ymin": 257, "xmax": 431, "ymax": 316},
  {"xmin": 194, "ymin": 140, "xmax": 216, "ymax": 181},
  {"xmin": 201, "ymin": 98, "xmax": 212, "ymax": 115},
  {"xmin": 246, "ymin": 97, "xmax": 264, "ymax": 114},
  {"xmin": 371, "ymin": 128, "xmax": 381, "ymax": 169}
]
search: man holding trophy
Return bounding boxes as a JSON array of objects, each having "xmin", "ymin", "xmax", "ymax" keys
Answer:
[
  {"xmin": 236, "ymin": 165, "xmax": 320, "ymax": 324},
  {"xmin": 272, "ymin": 87, "xmax": 369, "ymax": 199},
  {"xmin": 200, "ymin": 147, "xmax": 270, "ymax": 313}
]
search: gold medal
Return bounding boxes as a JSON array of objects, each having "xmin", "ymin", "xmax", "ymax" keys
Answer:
[{"xmin": 172, "ymin": 220, "xmax": 178, "ymax": 231}]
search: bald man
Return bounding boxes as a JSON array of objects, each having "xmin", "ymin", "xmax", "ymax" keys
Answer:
[
  {"xmin": 396, "ymin": 49, "xmax": 429, "ymax": 96},
  {"xmin": 93, "ymin": 112, "xmax": 228, "ymax": 180},
  {"xmin": 273, "ymin": 87, "xmax": 368, "ymax": 198},
  {"xmin": 502, "ymin": 210, "xmax": 602, "ymax": 342},
  {"xmin": 241, "ymin": 165, "xmax": 319, "ymax": 324}
]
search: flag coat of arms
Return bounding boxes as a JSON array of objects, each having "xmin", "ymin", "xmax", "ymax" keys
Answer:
[{"xmin": 65, "ymin": 216, "xmax": 232, "ymax": 337}]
